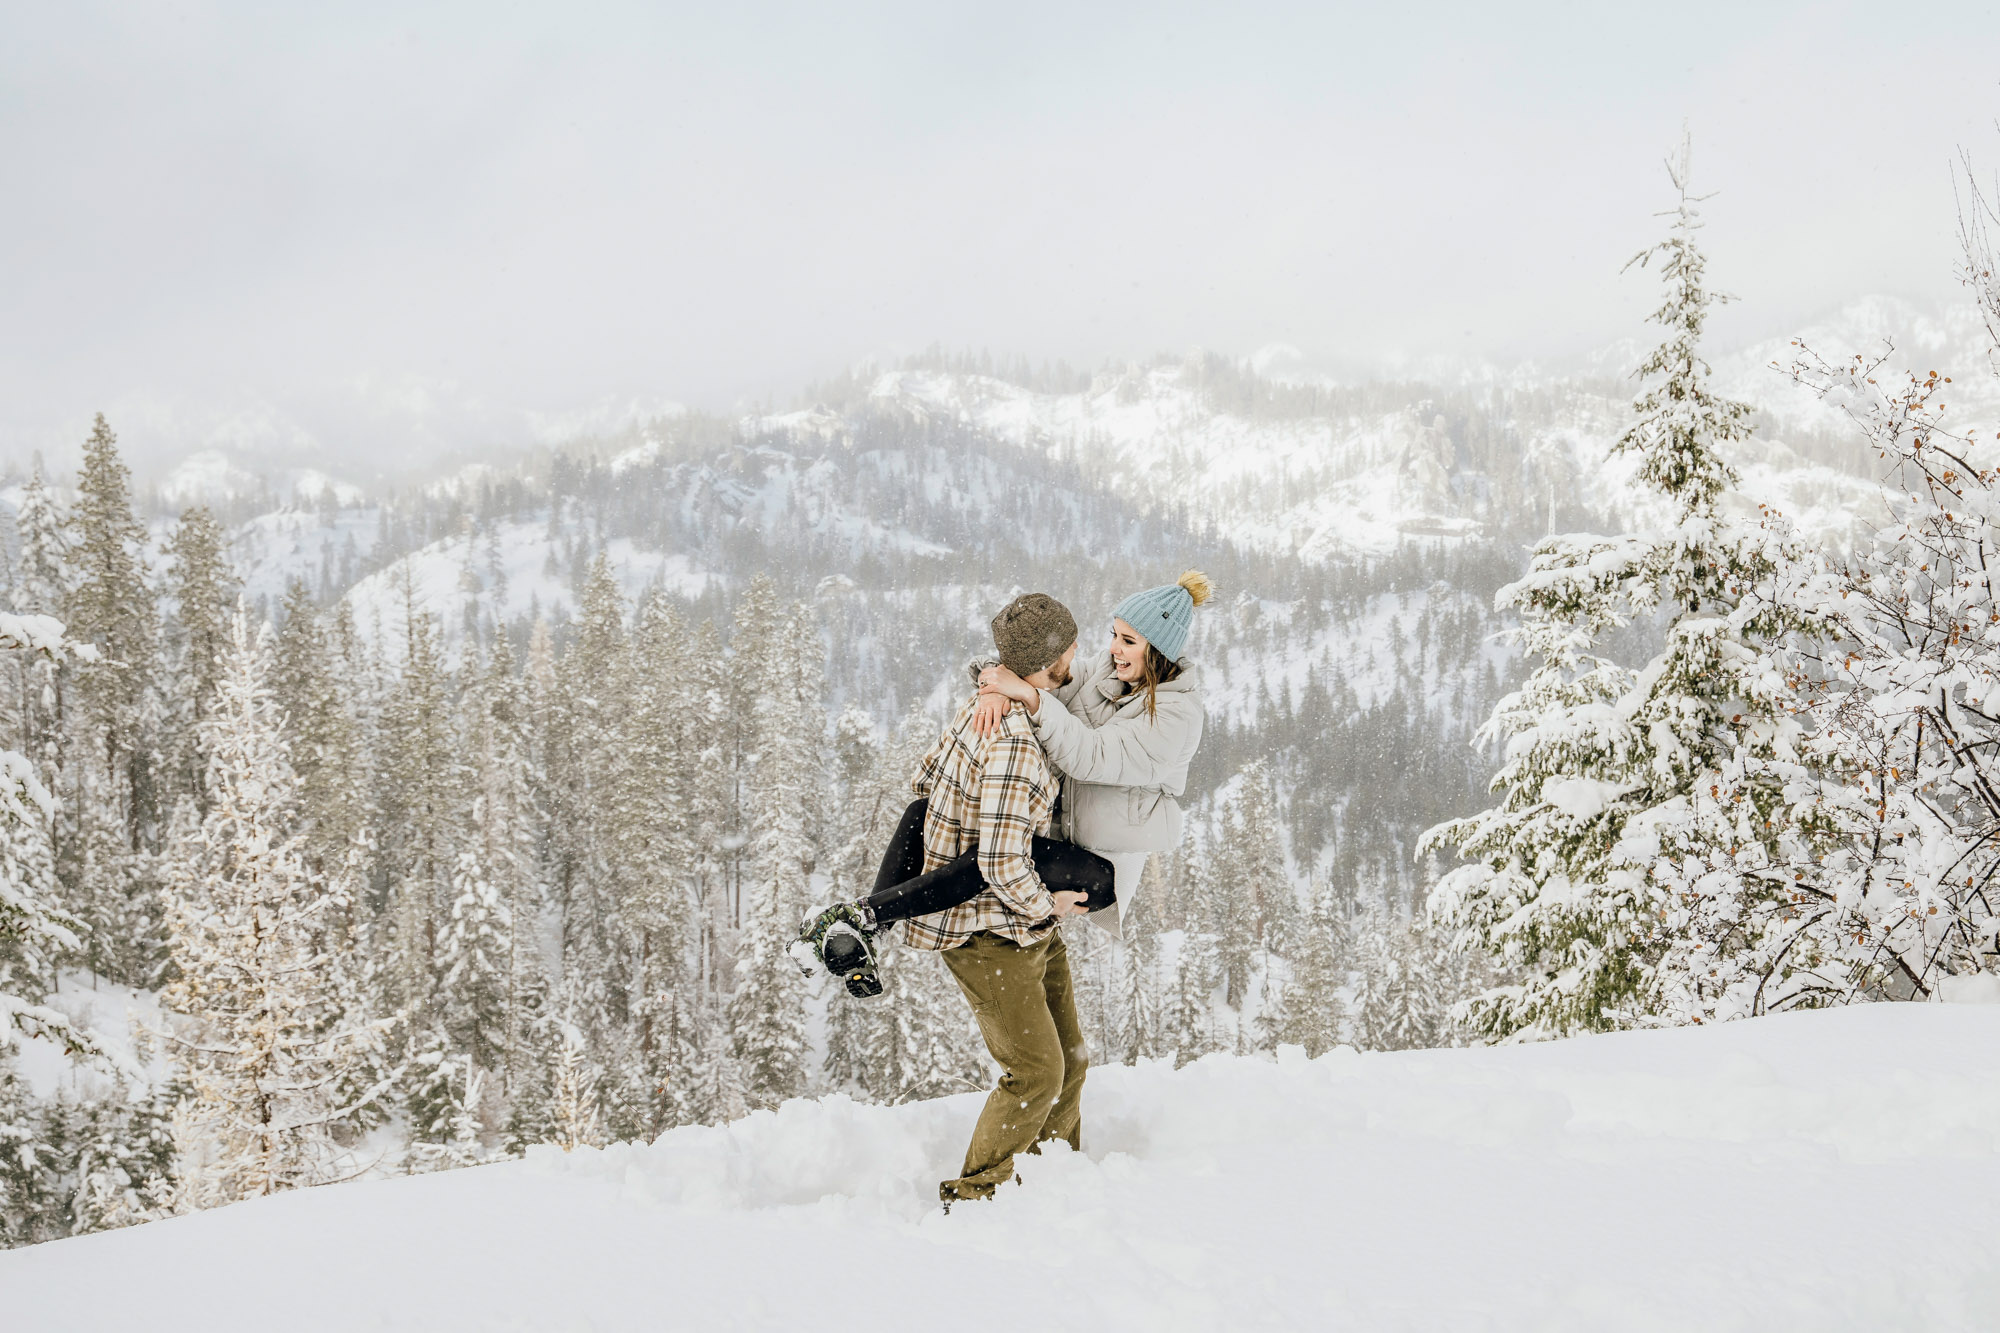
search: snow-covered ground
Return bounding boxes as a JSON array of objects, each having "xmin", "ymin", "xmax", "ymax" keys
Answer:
[{"xmin": 7, "ymin": 1004, "xmax": 1998, "ymax": 1331}]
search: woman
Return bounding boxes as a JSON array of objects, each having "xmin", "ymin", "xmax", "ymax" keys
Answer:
[
  {"xmin": 973, "ymin": 569, "xmax": 1210, "ymax": 935},
  {"xmin": 796, "ymin": 571, "xmax": 1210, "ymax": 994}
]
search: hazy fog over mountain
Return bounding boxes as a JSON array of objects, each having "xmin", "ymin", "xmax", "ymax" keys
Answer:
[{"xmin": 8, "ymin": 2, "xmax": 2000, "ymax": 480}]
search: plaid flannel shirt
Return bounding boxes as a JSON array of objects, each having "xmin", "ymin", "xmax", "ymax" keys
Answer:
[{"xmin": 897, "ymin": 694, "xmax": 1058, "ymax": 951}]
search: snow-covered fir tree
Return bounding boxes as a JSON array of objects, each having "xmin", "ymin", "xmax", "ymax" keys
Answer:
[
  {"xmin": 0, "ymin": 613, "xmax": 94, "ymax": 1060},
  {"xmin": 727, "ymin": 598, "xmax": 824, "ymax": 1109},
  {"xmin": 0, "ymin": 1051, "xmax": 63, "ymax": 1246},
  {"xmin": 539, "ymin": 557, "xmax": 632, "ymax": 1092},
  {"xmin": 1348, "ymin": 905, "xmax": 1459, "ymax": 1052},
  {"xmin": 159, "ymin": 612, "xmax": 393, "ymax": 1205},
  {"xmin": 10, "ymin": 465, "xmax": 70, "ymax": 620},
  {"xmin": 438, "ymin": 851, "xmax": 512, "ymax": 1072},
  {"xmin": 1205, "ymin": 812, "xmax": 1260, "ymax": 1008},
  {"xmin": 1262, "ymin": 876, "xmax": 1345, "ymax": 1057},
  {"xmin": 1114, "ymin": 856, "xmax": 1168, "ymax": 1063},
  {"xmin": 375, "ymin": 596, "xmax": 462, "ymax": 1022},
  {"xmin": 270, "ymin": 582, "xmax": 372, "ymax": 879},
  {"xmin": 1224, "ymin": 761, "xmax": 1300, "ymax": 959},
  {"xmin": 458, "ymin": 632, "xmax": 546, "ymax": 1099},
  {"xmin": 682, "ymin": 1015, "xmax": 748, "ymax": 1127},
  {"xmin": 62, "ymin": 1079, "xmax": 175, "ymax": 1235},
  {"xmin": 60, "ymin": 416, "xmax": 162, "ymax": 987},
  {"xmin": 1166, "ymin": 841, "xmax": 1223, "ymax": 1066},
  {"xmin": 728, "ymin": 868, "xmax": 810, "ymax": 1109},
  {"xmin": 7, "ymin": 466, "xmax": 70, "ymax": 806},
  {"xmin": 615, "ymin": 592, "xmax": 700, "ymax": 1128},
  {"xmin": 663, "ymin": 614, "xmax": 732, "ymax": 1011},
  {"xmin": 160, "ymin": 505, "xmax": 239, "ymax": 810},
  {"xmin": 1424, "ymin": 143, "xmax": 1835, "ymax": 1037},
  {"xmin": 404, "ymin": 1024, "xmax": 492, "ymax": 1172}
]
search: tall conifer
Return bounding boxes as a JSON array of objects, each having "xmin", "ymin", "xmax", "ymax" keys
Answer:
[{"xmin": 1425, "ymin": 142, "xmax": 1833, "ymax": 1035}]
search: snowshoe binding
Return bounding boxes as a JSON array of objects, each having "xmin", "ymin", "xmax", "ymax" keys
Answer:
[{"xmin": 791, "ymin": 902, "xmax": 884, "ymax": 999}]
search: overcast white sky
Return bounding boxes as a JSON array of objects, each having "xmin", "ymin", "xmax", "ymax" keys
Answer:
[{"xmin": 4, "ymin": 1, "xmax": 2000, "ymax": 474}]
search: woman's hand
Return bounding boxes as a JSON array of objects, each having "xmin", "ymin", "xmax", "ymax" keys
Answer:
[
  {"xmin": 977, "ymin": 665, "xmax": 1037, "ymax": 706},
  {"xmin": 969, "ymin": 691, "xmax": 1011, "ymax": 738}
]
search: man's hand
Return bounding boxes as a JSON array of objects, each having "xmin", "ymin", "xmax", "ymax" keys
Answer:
[
  {"xmin": 970, "ymin": 691, "xmax": 1011, "ymax": 738},
  {"xmin": 1050, "ymin": 890, "xmax": 1090, "ymax": 918}
]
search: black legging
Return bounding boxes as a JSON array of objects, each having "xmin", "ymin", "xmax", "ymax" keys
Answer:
[{"xmin": 865, "ymin": 798, "xmax": 1116, "ymax": 923}]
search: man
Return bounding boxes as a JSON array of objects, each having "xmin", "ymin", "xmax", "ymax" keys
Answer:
[{"xmin": 903, "ymin": 592, "xmax": 1092, "ymax": 1204}]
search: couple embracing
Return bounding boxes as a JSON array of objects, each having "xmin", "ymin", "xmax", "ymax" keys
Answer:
[{"xmin": 795, "ymin": 571, "xmax": 1211, "ymax": 1205}]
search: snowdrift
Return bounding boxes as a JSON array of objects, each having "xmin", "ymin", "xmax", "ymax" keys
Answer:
[{"xmin": 7, "ymin": 1005, "xmax": 2000, "ymax": 1332}]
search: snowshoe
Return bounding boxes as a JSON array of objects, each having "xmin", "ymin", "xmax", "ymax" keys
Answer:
[{"xmin": 792, "ymin": 902, "xmax": 885, "ymax": 999}]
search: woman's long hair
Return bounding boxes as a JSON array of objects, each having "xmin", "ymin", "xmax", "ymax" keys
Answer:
[{"xmin": 1129, "ymin": 644, "xmax": 1183, "ymax": 720}]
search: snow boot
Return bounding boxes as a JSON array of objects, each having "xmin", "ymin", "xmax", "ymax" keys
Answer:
[{"xmin": 791, "ymin": 902, "xmax": 885, "ymax": 999}]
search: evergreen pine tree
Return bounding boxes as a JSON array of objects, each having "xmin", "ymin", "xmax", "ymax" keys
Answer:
[
  {"xmin": 270, "ymin": 582, "xmax": 371, "ymax": 877},
  {"xmin": 1232, "ymin": 761, "xmax": 1300, "ymax": 956},
  {"xmin": 66, "ymin": 1079, "xmax": 175, "ymax": 1234},
  {"xmin": 544, "ymin": 558, "xmax": 631, "ymax": 1049},
  {"xmin": 375, "ymin": 599, "xmax": 462, "ymax": 1022},
  {"xmin": 161, "ymin": 505, "xmax": 239, "ymax": 809},
  {"xmin": 459, "ymin": 633, "xmax": 545, "ymax": 1099},
  {"xmin": 0, "ymin": 1051, "xmax": 64, "ymax": 1245},
  {"xmin": 1166, "ymin": 841, "xmax": 1222, "ymax": 1066},
  {"xmin": 502, "ymin": 1010, "xmax": 558, "ymax": 1154},
  {"xmin": 10, "ymin": 465, "xmax": 70, "ymax": 619},
  {"xmin": 160, "ymin": 612, "xmax": 392, "ymax": 1205},
  {"xmin": 1209, "ymin": 805, "xmax": 1259, "ymax": 1008},
  {"xmin": 744, "ymin": 602, "xmax": 824, "ymax": 925},
  {"xmin": 0, "ymin": 614, "xmax": 94, "ymax": 1059},
  {"xmin": 7, "ymin": 467, "xmax": 70, "ymax": 823},
  {"xmin": 1263, "ymin": 877, "xmax": 1346, "ymax": 1057},
  {"xmin": 728, "ymin": 869, "xmax": 808, "ymax": 1110},
  {"xmin": 832, "ymin": 703, "xmax": 878, "ymax": 798},
  {"xmin": 61, "ymin": 415, "xmax": 162, "ymax": 986},
  {"xmin": 404, "ymin": 1023, "xmax": 492, "ymax": 1171},
  {"xmin": 438, "ymin": 851, "xmax": 512, "ymax": 1071},
  {"xmin": 617, "ymin": 593, "xmax": 698, "ymax": 1129},
  {"xmin": 725, "ymin": 600, "xmax": 821, "ymax": 1110},
  {"xmin": 1424, "ymin": 142, "xmax": 1834, "ymax": 1037},
  {"xmin": 677, "ymin": 617, "xmax": 733, "ymax": 999},
  {"xmin": 1349, "ymin": 905, "xmax": 1460, "ymax": 1052},
  {"xmin": 724, "ymin": 576, "xmax": 784, "ymax": 925},
  {"xmin": 1114, "ymin": 856, "xmax": 1167, "ymax": 1063},
  {"xmin": 684, "ymin": 1007, "xmax": 748, "ymax": 1126}
]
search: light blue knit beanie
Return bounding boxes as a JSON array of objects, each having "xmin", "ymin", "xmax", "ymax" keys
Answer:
[{"xmin": 1112, "ymin": 571, "xmax": 1212, "ymax": 663}]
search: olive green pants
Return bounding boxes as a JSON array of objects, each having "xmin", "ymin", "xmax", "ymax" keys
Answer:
[{"xmin": 939, "ymin": 928, "xmax": 1088, "ymax": 1203}]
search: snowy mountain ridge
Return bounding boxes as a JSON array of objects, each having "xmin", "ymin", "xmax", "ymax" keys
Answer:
[
  {"xmin": 27, "ymin": 292, "xmax": 1989, "ymax": 525},
  {"xmin": 2, "ymin": 291, "xmax": 1983, "ymax": 917}
]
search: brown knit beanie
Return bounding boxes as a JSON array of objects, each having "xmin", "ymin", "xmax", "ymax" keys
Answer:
[{"xmin": 991, "ymin": 593, "xmax": 1078, "ymax": 677}]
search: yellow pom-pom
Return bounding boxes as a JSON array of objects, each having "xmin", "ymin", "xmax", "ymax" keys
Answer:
[{"xmin": 1177, "ymin": 569, "xmax": 1213, "ymax": 608}]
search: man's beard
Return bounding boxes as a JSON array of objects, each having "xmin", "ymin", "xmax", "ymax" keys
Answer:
[{"xmin": 1043, "ymin": 660, "xmax": 1073, "ymax": 689}]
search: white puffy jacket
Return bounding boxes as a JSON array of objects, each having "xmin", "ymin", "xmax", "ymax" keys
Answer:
[{"xmin": 1030, "ymin": 652, "xmax": 1205, "ymax": 854}]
